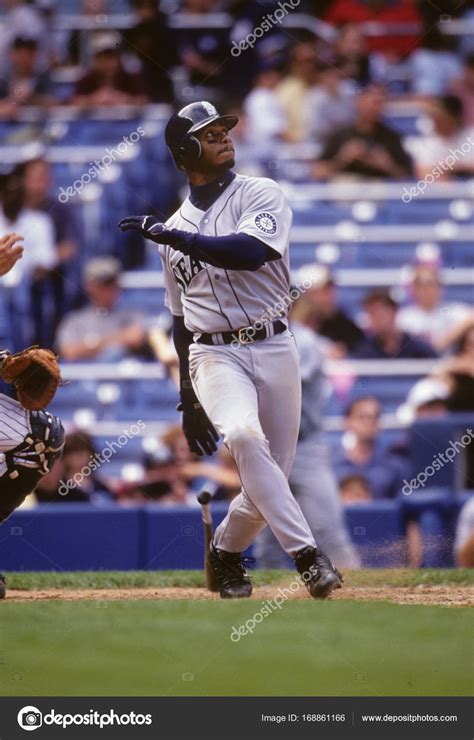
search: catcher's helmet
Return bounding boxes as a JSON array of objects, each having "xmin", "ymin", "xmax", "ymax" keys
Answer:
[{"xmin": 165, "ymin": 101, "xmax": 238, "ymax": 170}]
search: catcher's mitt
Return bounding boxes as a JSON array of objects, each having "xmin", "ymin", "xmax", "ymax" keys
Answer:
[{"xmin": 0, "ymin": 346, "xmax": 62, "ymax": 410}]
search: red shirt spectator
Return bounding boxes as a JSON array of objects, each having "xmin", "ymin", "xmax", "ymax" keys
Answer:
[{"xmin": 324, "ymin": 0, "xmax": 422, "ymax": 57}]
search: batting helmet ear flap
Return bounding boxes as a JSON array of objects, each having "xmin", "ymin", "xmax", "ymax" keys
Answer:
[{"xmin": 178, "ymin": 133, "xmax": 202, "ymax": 170}]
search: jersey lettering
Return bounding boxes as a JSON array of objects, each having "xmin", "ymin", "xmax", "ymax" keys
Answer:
[{"xmin": 172, "ymin": 255, "xmax": 206, "ymax": 291}]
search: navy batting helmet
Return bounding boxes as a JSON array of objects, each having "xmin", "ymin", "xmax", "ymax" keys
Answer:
[{"xmin": 164, "ymin": 101, "xmax": 238, "ymax": 170}]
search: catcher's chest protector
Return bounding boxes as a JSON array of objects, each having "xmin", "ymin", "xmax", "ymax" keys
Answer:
[{"xmin": 0, "ymin": 409, "xmax": 65, "ymax": 522}]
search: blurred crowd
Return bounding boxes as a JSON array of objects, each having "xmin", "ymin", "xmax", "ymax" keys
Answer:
[
  {"xmin": 0, "ymin": 1, "xmax": 472, "ymax": 540},
  {"xmin": 0, "ymin": 0, "xmax": 472, "ymax": 179}
]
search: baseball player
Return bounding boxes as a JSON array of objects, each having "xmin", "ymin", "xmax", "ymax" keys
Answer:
[
  {"xmin": 118, "ymin": 102, "xmax": 343, "ymax": 599},
  {"xmin": 0, "ymin": 233, "xmax": 65, "ymax": 599}
]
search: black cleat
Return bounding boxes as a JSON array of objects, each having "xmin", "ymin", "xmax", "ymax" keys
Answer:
[
  {"xmin": 0, "ymin": 573, "xmax": 5, "ymax": 600},
  {"xmin": 208, "ymin": 544, "xmax": 253, "ymax": 599},
  {"xmin": 294, "ymin": 546, "xmax": 343, "ymax": 599}
]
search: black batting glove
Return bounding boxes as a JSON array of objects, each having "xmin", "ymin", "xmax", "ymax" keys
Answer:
[
  {"xmin": 177, "ymin": 386, "xmax": 219, "ymax": 457},
  {"xmin": 118, "ymin": 216, "xmax": 194, "ymax": 250}
]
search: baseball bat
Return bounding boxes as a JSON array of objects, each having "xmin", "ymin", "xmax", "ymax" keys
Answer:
[{"xmin": 197, "ymin": 490, "xmax": 219, "ymax": 592}]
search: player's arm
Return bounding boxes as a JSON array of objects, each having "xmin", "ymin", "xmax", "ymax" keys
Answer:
[
  {"xmin": 172, "ymin": 315, "xmax": 219, "ymax": 456},
  {"xmin": 118, "ymin": 217, "xmax": 279, "ymax": 271},
  {"xmin": 0, "ymin": 233, "xmax": 24, "ymax": 276}
]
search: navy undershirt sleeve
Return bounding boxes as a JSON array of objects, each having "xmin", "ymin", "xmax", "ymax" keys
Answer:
[{"xmin": 173, "ymin": 231, "xmax": 280, "ymax": 271}]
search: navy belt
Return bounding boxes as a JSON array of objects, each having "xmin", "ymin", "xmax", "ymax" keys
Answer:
[{"xmin": 197, "ymin": 319, "xmax": 286, "ymax": 346}]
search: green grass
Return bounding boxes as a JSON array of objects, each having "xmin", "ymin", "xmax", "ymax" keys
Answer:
[
  {"xmin": 0, "ymin": 570, "xmax": 472, "ymax": 697},
  {"xmin": 0, "ymin": 600, "xmax": 472, "ymax": 696},
  {"xmin": 6, "ymin": 567, "xmax": 474, "ymax": 590}
]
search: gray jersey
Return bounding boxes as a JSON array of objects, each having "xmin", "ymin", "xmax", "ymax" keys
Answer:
[{"xmin": 159, "ymin": 174, "xmax": 292, "ymax": 334}]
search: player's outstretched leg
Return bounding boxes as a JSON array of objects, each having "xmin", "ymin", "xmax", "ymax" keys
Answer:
[
  {"xmin": 0, "ymin": 574, "xmax": 5, "ymax": 599},
  {"xmin": 294, "ymin": 546, "xmax": 343, "ymax": 600},
  {"xmin": 208, "ymin": 543, "xmax": 253, "ymax": 599}
]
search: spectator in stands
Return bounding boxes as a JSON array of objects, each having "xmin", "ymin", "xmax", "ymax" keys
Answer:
[
  {"xmin": 408, "ymin": 95, "xmax": 474, "ymax": 179},
  {"xmin": 122, "ymin": 0, "xmax": 175, "ymax": 103},
  {"xmin": 72, "ymin": 32, "xmax": 149, "ymax": 107},
  {"xmin": 438, "ymin": 322, "xmax": 474, "ymax": 490},
  {"xmin": 397, "ymin": 265, "xmax": 472, "ymax": 353},
  {"xmin": 339, "ymin": 473, "xmax": 372, "ymax": 504},
  {"xmin": 454, "ymin": 497, "xmax": 474, "ymax": 566},
  {"xmin": 35, "ymin": 431, "xmax": 115, "ymax": 504},
  {"xmin": 295, "ymin": 264, "xmax": 365, "ymax": 357},
  {"xmin": 243, "ymin": 62, "xmax": 288, "ymax": 146},
  {"xmin": 410, "ymin": 27, "xmax": 461, "ymax": 97},
  {"xmin": 158, "ymin": 425, "xmax": 241, "ymax": 501},
  {"xmin": 0, "ymin": 166, "xmax": 56, "ymax": 292},
  {"xmin": 437, "ymin": 322, "xmax": 474, "ymax": 413},
  {"xmin": 20, "ymin": 157, "xmax": 79, "ymax": 338},
  {"xmin": 0, "ymin": 0, "xmax": 47, "ymax": 76},
  {"xmin": 334, "ymin": 395, "xmax": 408, "ymax": 499},
  {"xmin": 0, "ymin": 37, "xmax": 52, "ymax": 117},
  {"xmin": 335, "ymin": 23, "xmax": 371, "ymax": 88},
  {"xmin": 403, "ymin": 377, "xmax": 449, "ymax": 422},
  {"xmin": 177, "ymin": 0, "xmax": 228, "ymax": 98},
  {"xmin": 118, "ymin": 438, "xmax": 189, "ymax": 504},
  {"xmin": 181, "ymin": 446, "xmax": 242, "ymax": 501},
  {"xmin": 313, "ymin": 83, "xmax": 413, "ymax": 179},
  {"xmin": 324, "ymin": 0, "xmax": 422, "ymax": 58},
  {"xmin": 353, "ymin": 288, "xmax": 438, "ymax": 359},
  {"xmin": 56, "ymin": 257, "xmax": 149, "ymax": 362},
  {"xmin": 450, "ymin": 53, "xmax": 474, "ymax": 127},
  {"xmin": 276, "ymin": 42, "xmax": 318, "ymax": 142},
  {"xmin": 303, "ymin": 58, "xmax": 356, "ymax": 145}
]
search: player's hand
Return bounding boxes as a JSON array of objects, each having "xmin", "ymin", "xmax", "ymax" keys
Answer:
[
  {"xmin": 0, "ymin": 233, "xmax": 24, "ymax": 276},
  {"xmin": 118, "ymin": 215, "xmax": 171, "ymax": 244},
  {"xmin": 177, "ymin": 398, "xmax": 219, "ymax": 456}
]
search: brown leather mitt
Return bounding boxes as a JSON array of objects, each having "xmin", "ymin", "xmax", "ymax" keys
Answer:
[{"xmin": 0, "ymin": 346, "xmax": 61, "ymax": 410}]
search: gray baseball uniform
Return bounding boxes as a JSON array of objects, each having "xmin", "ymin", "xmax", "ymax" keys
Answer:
[
  {"xmin": 159, "ymin": 174, "xmax": 316, "ymax": 555},
  {"xmin": 255, "ymin": 322, "xmax": 360, "ymax": 569}
]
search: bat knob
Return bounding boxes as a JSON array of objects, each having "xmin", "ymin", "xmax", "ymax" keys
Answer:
[{"xmin": 197, "ymin": 491, "xmax": 211, "ymax": 505}]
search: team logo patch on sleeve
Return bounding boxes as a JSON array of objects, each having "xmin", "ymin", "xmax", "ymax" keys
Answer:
[{"xmin": 255, "ymin": 212, "xmax": 277, "ymax": 235}]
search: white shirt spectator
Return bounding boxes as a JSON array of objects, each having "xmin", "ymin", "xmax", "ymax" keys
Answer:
[
  {"xmin": 405, "ymin": 127, "xmax": 474, "ymax": 174},
  {"xmin": 243, "ymin": 88, "xmax": 287, "ymax": 145},
  {"xmin": 397, "ymin": 303, "xmax": 472, "ymax": 348},
  {"xmin": 0, "ymin": 208, "xmax": 56, "ymax": 287}
]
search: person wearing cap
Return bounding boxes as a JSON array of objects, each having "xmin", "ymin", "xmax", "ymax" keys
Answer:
[
  {"xmin": 56, "ymin": 257, "xmax": 148, "ymax": 362},
  {"xmin": 0, "ymin": 36, "xmax": 52, "ymax": 117},
  {"xmin": 72, "ymin": 32, "xmax": 148, "ymax": 107},
  {"xmin": 352, "ymin": 288, "xmax": 438, "ymax": 359}
]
